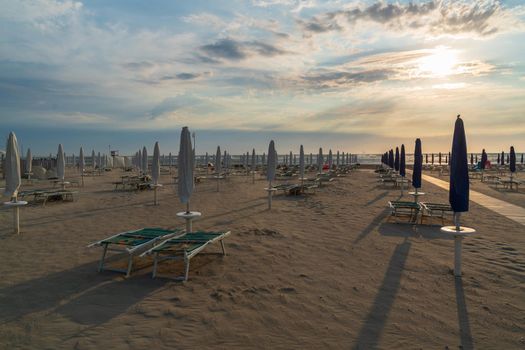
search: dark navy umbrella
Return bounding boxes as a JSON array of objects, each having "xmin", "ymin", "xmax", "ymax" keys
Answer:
[
  {"xmin": 470, "ymin": 153, "xmax": 473, "ymax": 165},
  {"xmin": 394, "ymin": 147, "xmax": 400, "ymax": 172},
  {"xmin": 389, "ymin": 149, "xmax": 394, "ymax": 168},
  {"xmin": 510, "ymin": 146, "xmax": 516, "ymax": 174},
  {"xmin": 431, "ymin": 153, "xmax": 434, "ymax": 164},
  {"xmin": 448, "ymin": 151, "xmax": 451, "ymax": 164},
  {"xmin": 506, "ymin": 154, "xmax": 509, "ymax": 164},
  {"xmin": 475, "ymin": 154, "xmax": 478, "ymax": 163},
  {"xmin": 449, "ymin": 115, "xmax": 469, "ymax": 228},
  {"xmin": 400, "ymin": 145, "xmax": 406, "ymax": 177},
  {"xmin": 439, "ymin": 152, "xmax": 442, "ymax": 165},
  {"xmin": 497, "ymin": 153, "xmax": 500, "ymax": 164},
  {"xmin": 412, "ymin": 139, "xmax": 422, "ymax": 190},
  {"xmin": 425, "ymin": 153, "xmax": 428, "ymax": 164},
  {"xmin": 481, "ymin": 149, "xmax": 487, "ymax": 170},
  {"xmin": 521, "ymin": 153, "xmax": 524, "ymax": 164},
  {"xmin": 501, "ymin": 151, "xmax": 505, "ymax": 166}
]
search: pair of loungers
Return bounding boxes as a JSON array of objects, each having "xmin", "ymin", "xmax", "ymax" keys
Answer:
[
  {"xmin": 388, "ymin": 201, "xmax": 454, "ymax": 224},
  {"xmin": 88, "ymin": 227, "xmax": 230, "ymax": 281}
]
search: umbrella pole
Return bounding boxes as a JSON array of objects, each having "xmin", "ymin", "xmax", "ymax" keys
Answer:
[
  {"xmin": 154, "ymin": 186, "xmax": 158, "ymax": 205},
  {"xmin": 268, "ymin": 181, "xmax": 273, "ymax": 210}
]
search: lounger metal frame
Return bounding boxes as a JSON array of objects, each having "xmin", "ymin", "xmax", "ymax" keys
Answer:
[
  {"xmin": 87, "ymin": 228, "xmax": 183, "ymax": 277},
  {"xmin": 141, "ymin": 231, "xmax": 231, "ymax": 281}
]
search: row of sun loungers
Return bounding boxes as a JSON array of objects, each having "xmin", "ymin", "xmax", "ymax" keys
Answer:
[
  {"xmin": 18, "ymin": 189, "xmax": 78, "ymax": 206},
  {"xmin": 388, "ymin": 201, "xmax": 454, "ymax": 225},
  {"xmin": 88, "ymin": 227, "xmax": 230, "ymax": 281}
]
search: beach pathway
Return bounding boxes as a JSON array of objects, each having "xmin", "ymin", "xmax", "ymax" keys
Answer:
[{"xmin": 422, "ymin": 174, "xmax": 525, "ymax": 226}]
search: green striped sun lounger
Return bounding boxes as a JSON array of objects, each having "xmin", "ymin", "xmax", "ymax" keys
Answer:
[
  {"xmin": 87, "ymin": 227, "xmax": 183, "ymax": 277},
  {"xmin": 419, "ymin": 202, "xmax": 454, "ymax": 225},
  {"xmin": 141, "ymin": 230, "xmax": 231, "ymax": 281}
]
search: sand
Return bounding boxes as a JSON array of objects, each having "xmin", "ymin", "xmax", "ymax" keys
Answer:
[{"xmin": 0, "ymin": 168, "xmax": 524, "ymax": 349}]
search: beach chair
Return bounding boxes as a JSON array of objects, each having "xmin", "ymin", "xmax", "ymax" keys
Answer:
[
  {"xmin": 87, "ymin": 227, "xmax": 183, "ymax": 277},
  {"xmin": 141, "ymin": 230, "xmax": 231, "ymax": 281},
  {"xmin": 388, "ymin": 200, "xmax": 420, "ymax": 223},
  {"xmin": 419, "ymin": 202, "xmax": 454, "ymax": 225}
]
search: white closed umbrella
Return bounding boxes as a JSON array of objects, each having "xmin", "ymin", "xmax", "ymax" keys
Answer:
[
  {"xmin": 5, "ymin": 132, "xmax": 21, "ymax": 200},
  {"xmin": 57, "ymin": 144, "xmax": 65, "ymax": 182},
  {"xmin": 142, "ymin": 146, "xmax": 148, "ymax": 175},
  {"xmin": 97, "ymin": 152, "xmax": 102, "ymax": 170},
  {"xmin": 310, "ymin": 153, "xmax": 313, "ymax": 165},
  {"xmin": 266, "ymin": 140, "xmax": 277, "ymax": 209},
  {"xmin": 317, "ymin": 148, "xmax": 324, "ymax": 174},
  {"xmin": 137, "ymin": 149, "xmax": 142, "ymax": 173},
  {"xmin": 205, "ymin": 152, "xmax": 209, "ymax": 175},
  {"xmin": 91, "ymin": 150, "xmax": 96, "ymax": 170},
  {"xmin": 152, "ymin": 141, "xmax": 161, "ymax": 205},
  {"xmin": 299, "ymin": 145, "xmax": 305, "ymax": 185},
  {"xmin": 336, "ymin": 151, "xmax": 340, "ymax": 167},
  {"xmin": 215, "ymin": 146, "xmax": 221, "ymax": 191},
  {"xmin": 251, "ymin": 148, "xmax": 256, "ymax": 184},
  {"xmin": 72, "ymin": 153, "xmax": 76, "ymax": 168},
  {"xmin": 289, "ymin": 151, "xmax": 293, "ymax": 166},
  {"xmin": 4, "ymin": 132, "xmax": 26, "ymax": 234},
  {"xmin": 168, "ymin": 152, "xmax": 172, "ymax": 174},
  {"xmin": 79, "ymin": 147, "xmax": 85, "ymax": 186},
  {"xmin": 25, "ymin": 148, "xmax": 32, "ymax": 180},
  {"xmin": 177, "ymin": 127, "xmax": 201, "ymax": 233},
  {"xmin": 328, "ymin": 149, "xmax": 333, "ymax": 169},
  {"xmin": 262, "ymin": 153, "xmax": 266, "ymax": 165}
]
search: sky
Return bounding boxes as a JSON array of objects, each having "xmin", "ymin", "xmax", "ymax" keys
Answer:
[{"xmin": 1, "ymin": 0, "xmax": 524, "ymax": 155}]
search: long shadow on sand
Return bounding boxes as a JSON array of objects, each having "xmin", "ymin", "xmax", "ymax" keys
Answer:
[
  {"xmin": 353, "ymin": 239, "xmax": 411, "ymax": 349},
  {"xmin": 353, "ymin": 207, "xmax": 391, "ymax": 244},
  {"xmin": 455, "ymin": 277, "xmax": 473, "ymax": 350},
  {"xmin": 0, "ymin": 260, "xmax": 165, "ymax": 326}
]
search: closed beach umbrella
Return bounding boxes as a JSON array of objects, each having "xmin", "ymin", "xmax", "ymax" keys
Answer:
[
  {"xmin": 400, "ymin": 144, "xmax": 406, "ymax": 177},
  {"xmin": 57, "ymin": 144, "xmax": 65, "ymax": 181},
  {"xmin": 470, "ymin": 153, "xmax": 473, "ymax": 165},
  {"xmin": 439, "ymin": 152, "xmax": 442, "ymax": 165},
  {"xmin": 299, "ymin": 145, "xmax": 305, "ymax": 180},
  {"xmin": 92, "ymin": 150, "xmax": 96, "ymax": 169},
  {"xmin": 25, "ymin": 148, "xmax": 32, "ymax": 175},
  {"xmin": 521, "ymin": 153, "xmax": 524, "ymax": 164},
  {"xmin": 309, "ymin": 153, "xmax": 313, "ymax": 165},
  {"xmin": 449, "ymin": 116, "xmax": 469, "ymax": 226},
  {"xmin": 317, "ymin": 148, "xmax": 324, "ymax": 172},
  {"xmin": 506, "ymin": 154, "xmax": 509, "ymax": 164},
  {"xmin": 425, "ymin": 153, "xmax": 428, "ymax": 164},
  {"xmin": 497, "ymin": 153, "xmax": 500, "ymax": 164},
  {"xmin": 152, "ymin": 142, "xmax": 160, "ymax": 185},
  {"xmin": 289, "ymin": 151, "xmax": 293, "ymax": 166},
  {"xmin": 328, "ymin": 149, "xmax": 333, "ymax": 169},
  {"xmin": 388, "ymin": 149, "xmax": 394, "ymax": 169},
  {"xmin": 178, "ymin": 127, "xmax": 194, "ymax": 208},
  {"xmin": 510, "ymin": 146, "xmax": 516, "ymax": 174},
  {"xmin": 251, "ymin": 149, "xmax": 256, "ymax": 170},
  {"xmin": 79, "ymin": 147, "xmax": 85, "ymax": 172},
  {"xmin": 215, "ymin": 146, "xmax": 221, "ymax": 174},
  {"xmin": 267, "ymin": 141, "xmax": 276, "ymax": 182},
  {"xmin": 431, "ymin": 153, "xmax": 434, "ymax": 164},
  {"xmin": 448, "ymin": 151, "xmax": 451, "ymax": 164},
  {"xmin": 412, "ymin": 139, "xmax": 422, "ymax": 190},
  {"xmin": 97, "ymin": 152, "xmax": 102, "ymax": 169},
  {"xmin": 394, "ymin": 147, "xmax": 400, "ymax": 172},
  {"xmin": 142, "ymin": 146, "xmax": 148, "ymax": 175},
  {"xmin": 501, "ymin": 151, "xmax": 505, "ymax": 166},
  {"xmin": 481, "ymin": 149, "xmax": 487, "ymax": 170},
  {"xmin": 4, "ymin": 132, "xmax": 21, "ymax": 199},
  {"xmin": 336, "ymin": 151, "xmax": 340, "ymax": 167}
]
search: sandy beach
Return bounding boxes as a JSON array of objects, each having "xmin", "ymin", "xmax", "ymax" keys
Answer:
[{"xmin": 1, "ymin": 168, "xmax": 524, "ymax": 349}]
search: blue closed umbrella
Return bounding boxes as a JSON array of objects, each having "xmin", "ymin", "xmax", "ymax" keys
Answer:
[
  {"xmin": 400, "ymin": 145, "xmax": 406, "ymax": 177},
  {"xmin": 481, "ymin": 149, "xmax": 487, "ymax": 170},
  {"xmin": 431, "ymin": 153, "xmax": 434, "ymax": 164},
  {"xmin": 510, "ymin": 146, "xmax": 516, "ymax": 174},
  {"xmin": 439, "ymin": 152, "xmax": 442, "ymax": 165},
  {"xmin": 501, "ymin": 151, "xmax": 505, "ymax": 166},
  {"xmin": 394, "ymin": 147, "xmax": 400, "ymax": 172},
  {"xmin": 412, "ymin": 139, "xmax": 422, "ymax": 190},
  {"xmin": 449, "ymin": 115, "xmax": 469, "ymax": 221},
  {"xmin": 388, "ymin": 149, "xmax": 394, "ymax": 169}
]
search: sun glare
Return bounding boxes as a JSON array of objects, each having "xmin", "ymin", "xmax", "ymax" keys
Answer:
[{"xmin": 417, "ymin": 47, "xmax": 458, "ymax": 77}]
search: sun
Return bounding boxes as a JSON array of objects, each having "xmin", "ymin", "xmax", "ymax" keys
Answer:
[{"xmin": 417, "ymin": 47, "xmax": 458, "ymax": 77}]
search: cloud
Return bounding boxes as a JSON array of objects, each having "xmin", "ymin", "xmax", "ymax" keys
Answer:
[
  {"xmin": 299, "ymin": 1, "xmax": 521, "ymax": 38},
  {"xmin": 301, "ymin": 69, "xmax": 393, "ymax": 88},
  {"xmin": 199, "ymin": 38, "xmax": 291, "ymax": 62}
]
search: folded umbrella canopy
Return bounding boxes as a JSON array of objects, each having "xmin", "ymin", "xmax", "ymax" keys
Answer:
[
  {"xmin": 501, "ymin": 151, "xmax": 505, "ymax": 166},
  {"xmin": 178, "ymin": 127, "xmax": 194, "ymax": 207},
  {"xmin": 152, "ymin": 142, "xmax": 160, "ymax": 185},
  {"xmin": 412, "ymin": 139, "xmax": 422, "ymax": 190},
  {"xmin": 299, "ymin": 145, "xmax": 305, "ymax": 181},
  {"xmin": 4, "ymin": 132, "xmax": 21, "ymax": 200},
  {"xmin": 267, "ymin": 140, "xmax": 277, "ymax": 209},
  {"xmin": 510, "ymin": 146, "xmax": 516, "ymax": 175},
  {"xmin": 142, "ymin": 146, "xmax": 148, "ymax": 175},
  {"xmin": 25, "ymin": 148, "xmax": 32, "ymax": 175},
  {"xmin": 481, "ymin": 149, "xmax": 487, "ymax": 170},
  {"xmin": 388, "ymin": 149, "xmax": 394, "ymax": 169},
  {"xmin": 449, "ymin": 116, "xmax": 469, "ymax": 223},
  {"xmin": 57, "ymin": 144, "xmax": 65, "ymax": 181},
  {"xmin": 394, "ymin": 147, "xmax": 400, "ymax": 172},
  {"xmin": 317, "ymin": 148, "xmax": 324, "ymax": 173},
  {"xmin": 328, "ymin": 149, "xmax": 333, "ymax": 169},
  {"xmin": 92, "ymin": 150, "xmax": 96, "ymax": 169}
]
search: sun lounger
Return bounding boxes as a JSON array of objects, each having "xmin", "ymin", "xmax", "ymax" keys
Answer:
[
  {"xmin": 33, "ymin": 189, "xmax": 77, "ymax": 206},
  {"xmin": 88, "ymin": 227, "xmax": 183, "ymax": 277},
  {"xmin": 141, "ymin": 230, "xmax": 231, "ymax": 281},
  {"xmin": 388, "ymin": 200, "xmax": 420, "ymax": 223},
  {"xmin": 419, "ymin": 202, "xmax": 454, "ymax": 225}
]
